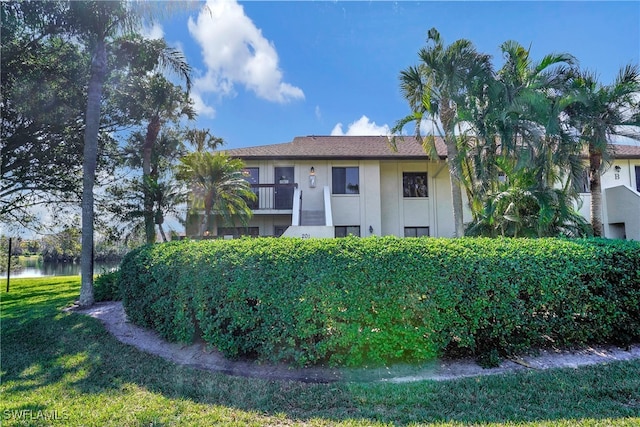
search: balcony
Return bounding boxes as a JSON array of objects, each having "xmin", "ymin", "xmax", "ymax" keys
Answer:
[{"xmin": 249, "ymin": 183, "xmax": 298, "ymax": 212}]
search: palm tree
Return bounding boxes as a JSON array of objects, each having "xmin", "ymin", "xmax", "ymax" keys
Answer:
[
  {"xmin": 152, "ymin": 179, "xmax": 187, "ymax": 242},
  {"xmin": 567, "ymin": 65, "xmax": 640, "ymax": 236},
  {"xmin": 70, "ymin": 1, "xmax": 193, "ymax": 306},
  {"xmin": 464, "ymin": 41, "xmax": 585, "ymax": 236},
  {"xmin": 393, "ymin": 28, "xmax": 493, "ymax": 237},
  {"xmin": 465, "ymin": 155, "xmax": 591, "ymax": 238},
  {"xmin": 176, "ymin": 152, "xmax": 256, "ymax": 237},
  {"xmin": 69, "ymin": 0, "xmax": 136, "ymax": 307},
  {"xmin": 185, "ymin": 128, "xmax": 225, "ymax": 153},
  {"xmin": 139, "ymin": 74, "xmax": 194, "ymax": 244}
]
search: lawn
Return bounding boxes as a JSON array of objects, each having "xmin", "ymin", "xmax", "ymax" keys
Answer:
[{"xmin": 1, "ymin": 277, "xmax": 639, "ymax": 426}]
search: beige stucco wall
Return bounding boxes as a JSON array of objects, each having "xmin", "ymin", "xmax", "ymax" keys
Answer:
[
  {"xmin": 577, "ymin": 159, "xmax": 640, "ymax": 239},
  {"xmin": 237, "ymin": 157, "xmax": 507, "ymax": 238},
  {"xmin": 380, "ymin": 161, "xmax": 432, "ymax": 236}
]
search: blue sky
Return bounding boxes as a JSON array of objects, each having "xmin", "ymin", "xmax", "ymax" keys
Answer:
[{"xmin": 152, "ymin": 1, "xmax": 640, "ymax": 149}]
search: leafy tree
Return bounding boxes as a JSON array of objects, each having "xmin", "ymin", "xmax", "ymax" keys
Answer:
[
  {"xmin": 40, "ymin": 226, "xmax": 82, "ymax": 263},
  {"xmin": 176, "ymin": 152, "xmax": 256, "ymax": 237},
  {"xmin": 567, "ymin": 65, "xmax": 640, "ymax": 236},
  {"xmin": 393, "ymin": 28, "xmax": 493, "ymax": 237},
  {"xmin": 1, "ymin": 1, "xmax": 87, "ymax": 225}
]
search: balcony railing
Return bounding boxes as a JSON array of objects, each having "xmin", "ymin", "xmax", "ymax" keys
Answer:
[{"xmin": 249, "ymin": 183, "xmax": 298, "ymax": 211}]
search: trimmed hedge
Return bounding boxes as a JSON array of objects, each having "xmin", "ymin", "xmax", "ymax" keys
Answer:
[
  {"xmin": 119, "ymin": 237, "xmax": 640, "ymax": 367},
  {"xmin": 94, "ymin": 270, "xmax": 122, "ymax": 302}
]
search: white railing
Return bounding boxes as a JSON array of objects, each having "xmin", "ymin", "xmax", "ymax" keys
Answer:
[
  {"xmin": 291, "ymin": 187, "xmax": 302, "ymax": 226},
  {"xmin": 323, "ymin": 185, "xmax": 333, "ymax": 226}
]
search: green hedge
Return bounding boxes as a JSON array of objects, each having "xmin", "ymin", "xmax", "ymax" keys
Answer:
[
  {"xmin": 94, "ymin": 270, "xmax": 122, "ymax": 302},
  {"xmin": 119, "ymin": 237, "xmax": 640, "ymax": 367}
]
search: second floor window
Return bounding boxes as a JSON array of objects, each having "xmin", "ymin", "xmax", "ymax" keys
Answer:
[
  {"xmin": 403, "ymin": 172, "xmax": 428, "ymax": 197},
  {"xmin": 332, "ymin": 167, "xmax": 359, "ymax": 194}
]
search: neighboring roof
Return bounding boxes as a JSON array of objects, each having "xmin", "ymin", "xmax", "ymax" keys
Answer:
[
  {"xmin": 223, "ymin": 135, "xmax": 640, "ymax": 160},
  {"xmin": 223, "ymin": 135, "xmax": 448, "ymax": 160},
  {"xmin": 612, "ymin": 144, "xmax": 640, "ymax": 159}
]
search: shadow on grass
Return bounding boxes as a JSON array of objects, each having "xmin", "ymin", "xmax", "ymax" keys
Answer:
[{"xmin": 2, "ymin": 279, "xmax": 640, "ymax": 425}]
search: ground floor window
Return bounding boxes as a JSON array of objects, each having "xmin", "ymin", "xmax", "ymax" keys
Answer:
[
  {"xmin": 404, "ymin": 226, "xmax": 429, "ymax": 237},
  {"xmin": 274, "ymin": 225, "xmax": 288, "ymax": 237},
  {"xmin": 218, "ymin": 227, "xmax": 259, "ymax": 237},
  {"xmin": 335, "ymin": 226, "xmax": 361, "ymax": 237}
]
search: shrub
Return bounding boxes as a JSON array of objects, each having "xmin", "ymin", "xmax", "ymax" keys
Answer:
[
  {"xmin": 119, "ymin": 237, "xmax": 640, "ymax": 367},
  {"xmin": 94, "ymin": 269, "xmax": 122, "ymax": 302}
]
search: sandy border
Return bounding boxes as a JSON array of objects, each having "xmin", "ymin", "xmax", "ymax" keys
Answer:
[{"xmin": 70, "ymin": 301, "xmax": 640, "ymax": 383}]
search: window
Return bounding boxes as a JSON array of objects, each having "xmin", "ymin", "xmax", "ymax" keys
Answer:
[
  {"xmin": 403, "ymin": 172, "xmax": 428, "ymax": 197},
  {"xmin": 243, "ymin": 167, "xmax": 259, "ymax": 209},
  {"xmin": 636, "ymin": 166, "xmax": 640, "ymax": 192},
  {"xmin": 218, "ymin": 227, "xmax": 259, "ymax": 237},
  {"xmin": 332, "ymin": 167, "xmax": 359, "ymax": 194},
  {"xmin": 404, "ymin": 227, "xmax": 429, "ymax": 237},
  {"xmin": 335, "ymin": 226, "xmax": 361, "ymax": 237}
]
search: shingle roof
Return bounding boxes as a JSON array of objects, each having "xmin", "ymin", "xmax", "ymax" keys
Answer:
[
  {"xmin": 223, "ymin": 135, "xmax": 640, "ymax": 160},
  {"xmin": 223, "ymin": 135, "xmax": 447, "ymax": 160},
  {"xmin": 612, "ymin": 144, "xmax": 640, "ymax": 158}
]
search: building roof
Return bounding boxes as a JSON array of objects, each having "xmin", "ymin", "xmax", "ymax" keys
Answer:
[
  {"xmin": 223, "ymin": 135, "xmax": 640, "ymax": 160},
  {"xmin": 612, "ymin": 143, "xmax": 640, "ymax": 158},
  {"xmin": 223, "ymin": 135, "xmax": 448, "ymax": 160}
]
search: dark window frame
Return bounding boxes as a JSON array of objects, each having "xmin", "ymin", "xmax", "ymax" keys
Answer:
[
  {"xmin": 335, "ymin": 226, "xmax": 361, "ymax": 237},
  {"xmin": 402, "ymin": 172, "xmax": 428, "ymax": 198},
  {"xmin": 332, "ymin": 167, "xmax": 360, "ymax": 194},
  {"xmin": 217, "ymin": 227, "xmax": 260, "ymax": 237},
  {"xmin": 404, "ymin": 226, "xmax": 430, "ymax": 237}
]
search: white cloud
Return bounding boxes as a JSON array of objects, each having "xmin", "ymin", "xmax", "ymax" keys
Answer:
[
  {"xmin": 315, "ymin": 105, "xmax": 322, "ymax": 121},
  {"xmin": 330, "ymin": 115, "xmax": 391, "ymax": 136},
  {"xmin": 187, "ymin": 0, "xmax": 304, "ymax": 103},
  {"xmin": 141, "ymin": 22, "xmax": 164, "ymax": 40},
  {"xmin": 190, "ymin": 91, "xmax": 216, "ymax": 118}
]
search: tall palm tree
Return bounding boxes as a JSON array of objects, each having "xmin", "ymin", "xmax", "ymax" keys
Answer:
[
  {"xmin": 70, "ymin": 1, "xmax": 193, "ymax": 306},
  {"xmin": 568, "ymin": 65, "xmax": 640, "ymax": 236},
  {"xmin": 490, "ymin": 41, "xmax": 580, "ymax": 187},
  {"xmin": 69, "ymin": 0, "xmax": 136, "ymax": 307},
  {"xmin": 393, "ymin": 28, "xmax": 493, "ymax": 237},
  {"xmin": 176, "ymin": 152, "xmax": 256, "ymax": 237},
  {"xmin": 464, "ymin": 41, "xmax": 584, "ymax": 235},
  {"xmin": 140, "ymin": 74, "xmax": 194, "ymax": 244}
]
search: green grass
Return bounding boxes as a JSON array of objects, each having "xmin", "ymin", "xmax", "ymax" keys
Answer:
[{"xmin": 1, "ymin": 277, "xmax": 639, "ymax": 426}]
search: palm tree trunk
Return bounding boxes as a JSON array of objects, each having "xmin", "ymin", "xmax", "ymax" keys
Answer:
[
  {"xmin": 143, "ymin": 115, "xmax": 161, "ymax": 244},
  {"xmin": 79, "ymin": 39, "xmax": 107, "ymax": 307},
  {"xmin": 441, "ymin": 101, "xmax": 465, "ymax": 237},
  {"xmin": 589, "ymin": 144, "xmax": 603, "ymax": 237},
  {"xmin": 158, "ymin": 223, "xmax": 168, "ymax": 242},
  {"xmin": 448, "ymin": 153, "xmax": 465, "ymax": 238}
]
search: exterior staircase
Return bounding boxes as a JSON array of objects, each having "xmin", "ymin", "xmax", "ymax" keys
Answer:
[
  {"xmin": 301, "ymin": 210, "xmax": 325, "ymax": 226},
  {"xmin": 281, "ymin": 186, "xmax": 335, "ymax": 238}
]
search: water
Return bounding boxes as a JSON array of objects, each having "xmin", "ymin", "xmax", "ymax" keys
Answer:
[{"xmin": 6, "ymin": 257, "xmax": 121, "ymax": 279}]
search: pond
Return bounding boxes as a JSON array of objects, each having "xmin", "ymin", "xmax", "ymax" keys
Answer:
[{"xmin": 5, "ymin": 257, "xmax": 121, "ymax": 279}]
